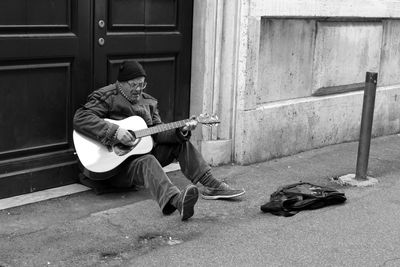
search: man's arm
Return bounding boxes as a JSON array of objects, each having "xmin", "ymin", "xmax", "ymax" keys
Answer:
[{"xmin": 73, "ymin": 91, "xmax": 119, "ymax": 146}]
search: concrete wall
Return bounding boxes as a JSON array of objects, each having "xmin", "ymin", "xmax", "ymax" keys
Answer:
[
  {"xmin": 238, "ymin": 87, "xmax": 400, "ymax": 164},
  {"xmin": 258, "ymin": 19, "xmax": 315, "ymax": 102},
  {"xmin": 191, "ymin": 0, "xmax": 400, "ymax": 165},
  {"xmin": 312, "ymin": 21, "xmax": 382, "ymax": 90},
  {"xmin": 234, "ymin": 0, "xmax": 400, "ymax": 164}
]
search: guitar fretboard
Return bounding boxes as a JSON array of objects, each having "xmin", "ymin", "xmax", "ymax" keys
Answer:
[{"xmin": 134, "ymin": 119, "xmax": 191, "ymax": 138}]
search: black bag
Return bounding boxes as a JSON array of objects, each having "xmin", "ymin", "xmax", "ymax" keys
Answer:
[{"xmin": 260, "ymin": 182, "xmax": 346, "ymax": 217}]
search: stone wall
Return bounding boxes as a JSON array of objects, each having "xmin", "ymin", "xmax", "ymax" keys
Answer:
[
  {"xmin": 234, "ymin": 0, "xmax": 400, "ymax": 164},
  {"xmin": 191, "ymin": 0, "xmax": 400, "ymax": 165}
]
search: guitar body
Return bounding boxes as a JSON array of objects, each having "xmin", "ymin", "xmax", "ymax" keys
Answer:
[{"xmin": 73, "ymin": 116, "xmax": 153, "ymax": 179}]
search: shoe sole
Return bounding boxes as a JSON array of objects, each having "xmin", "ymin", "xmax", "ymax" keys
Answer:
[
  {"xmin": 181, "ymin": 185, "xmax": 199, "ymax": 221},
  {"xmin": 201, "ymin": 190, "xmax": 245, "ymax": 200}
]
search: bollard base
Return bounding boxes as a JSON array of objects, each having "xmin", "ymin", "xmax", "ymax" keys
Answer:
[{"xmin": 333, "ymin": 174, "xmax": 378, "ymax": 187}]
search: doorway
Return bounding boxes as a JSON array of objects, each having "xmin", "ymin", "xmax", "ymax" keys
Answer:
[{"xmin": 0, "ymin": 0, "xmax": 193, "ymax": 198}]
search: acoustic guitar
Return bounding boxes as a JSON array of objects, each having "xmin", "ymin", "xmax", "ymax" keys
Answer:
[{"xmin": 73, "ymin": 114, "xmax": 219, "ymax": 179}]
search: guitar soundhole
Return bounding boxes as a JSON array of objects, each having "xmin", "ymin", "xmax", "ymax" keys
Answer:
[{"xmin": 113, "ymin": 138, "xmax": 140, "ymax": 156}]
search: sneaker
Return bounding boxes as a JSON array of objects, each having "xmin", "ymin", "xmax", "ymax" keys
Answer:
[
  {"xmin": 176, "ymin": 185, "xmax": 199, "ymax": 221},
  {"xmin": 201, "ymin": 182, "xmax": 245, "ymax": 200}
]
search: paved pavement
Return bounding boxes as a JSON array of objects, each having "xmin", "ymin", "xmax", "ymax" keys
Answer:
[{"xmin": 1, "ymin": 134, "xmax": 400, "ymax": 267}]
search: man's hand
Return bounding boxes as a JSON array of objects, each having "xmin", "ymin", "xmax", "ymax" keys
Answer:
[
  {"xmin": 181, "ymin": 116, "xmax": 198, "ymax": 133},
  {"xmin": 116, "ymin": 128, "xmax": 136, "ymax": 146}
]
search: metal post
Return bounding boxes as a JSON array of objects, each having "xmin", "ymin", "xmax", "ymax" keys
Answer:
[{"xmin": 355, "ymin": 72, "xmax": 378, "ymax": 180}]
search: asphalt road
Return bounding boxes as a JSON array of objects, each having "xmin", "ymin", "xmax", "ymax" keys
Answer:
[{"xmin": 1, "ymin": 135, "xmax": 400, "ymax": 267}]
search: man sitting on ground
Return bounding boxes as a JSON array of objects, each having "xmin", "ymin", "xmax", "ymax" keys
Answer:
[{"xmin": 73, "ymin": 60, "xmax": 245, "ymax": 221}]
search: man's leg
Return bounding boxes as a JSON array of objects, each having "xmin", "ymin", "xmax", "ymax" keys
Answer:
[
  {"xmin": 152, "ymin": 141, "xmax": 245, "ymax": 199},
  {"xmin": 152, "ymin": 141, "xmax": 211, "ymax": 184},
  {"xmin": 109, "ymin": 154, "xmax": 198, "ymax": 220}
]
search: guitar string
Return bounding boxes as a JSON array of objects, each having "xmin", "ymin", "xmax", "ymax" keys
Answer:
[{"xmin": 135, "ymin": 120, "xmax": 191, "ymax": 137}]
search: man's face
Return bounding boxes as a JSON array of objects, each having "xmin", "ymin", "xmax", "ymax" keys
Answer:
[{"xmin": 121, "ymin": 76, "xmax": 146, "ymax": 101}]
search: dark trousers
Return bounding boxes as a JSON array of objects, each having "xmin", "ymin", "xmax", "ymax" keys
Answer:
[{"xmin": 109, "ymin": 141, "xmax": 211, "ymax": 210}]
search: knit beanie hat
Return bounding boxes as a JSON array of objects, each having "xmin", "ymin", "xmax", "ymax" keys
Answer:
[{"xmin": 117, "ymin": 60, "xmax": 146, "ymax": 82}]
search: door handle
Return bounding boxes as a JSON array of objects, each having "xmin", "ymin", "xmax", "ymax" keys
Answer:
[
  {"xmin": 98, "ymin": 20, "xmax": 105, "ymax": 28},
  {"xmin": 98, "ymin": 38, "xmax": 105, "ymax": 46}
]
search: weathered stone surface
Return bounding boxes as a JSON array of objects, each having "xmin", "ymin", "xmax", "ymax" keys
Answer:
[{"xmin": 235, "ymin": 86, "xmax": 400, "ymax": 164}]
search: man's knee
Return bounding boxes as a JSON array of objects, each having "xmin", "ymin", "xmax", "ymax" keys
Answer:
[
  {"xmin": 135, "ymin": 154, "xmax": 161, "ymax": 168},
  {"xmin": 172, "ymin": 141, "xmax": 192, "ymax": 154}
]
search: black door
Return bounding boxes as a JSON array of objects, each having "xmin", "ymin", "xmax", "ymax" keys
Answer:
[
  {"xmin": 0, "ymin": 0, "xmax": 193, "ymax": 199},
  {"xmin": 92, "ymin": 0, "xmax": 193, "ymax": 122}
]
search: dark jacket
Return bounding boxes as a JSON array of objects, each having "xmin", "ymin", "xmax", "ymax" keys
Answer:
[{"xmin": 73, "ymin": 83, "xmax": 190, "ymax": 146}]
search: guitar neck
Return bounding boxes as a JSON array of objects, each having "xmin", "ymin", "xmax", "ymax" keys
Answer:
[{"xmin": 134, "ymin": 119, "xmax": 191, "ymax": 138}]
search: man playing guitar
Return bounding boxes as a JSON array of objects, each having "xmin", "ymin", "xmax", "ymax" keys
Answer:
[{"xmin": 73, "ymin": 60, "xmax": 245, "ymax": 221}]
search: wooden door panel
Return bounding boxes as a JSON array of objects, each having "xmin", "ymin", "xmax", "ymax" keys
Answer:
[
  {"xmin": 109, "ymin": 0, "xmax": 146, "ymax": 26},
  {"xmin": 143, "ymin": 58, "xmax": 177, "ymax": 121},
  {"xmin": 0, "ymin": 63, "xmax": 70, "ymax": 157},
  {"xmin": 0, "ymin": 0, "xmax": 70, "ymax": 26},
  {"xmin": 108, "ymin": 0, "xmax": 177, "ymax": 28},
  {"xmin": 0, "ymin": 0, "xmax": 91, "ymax": 199},
  {"xmin": 145, "ymin": 0, "xmax": 177, "ymax": 26}
]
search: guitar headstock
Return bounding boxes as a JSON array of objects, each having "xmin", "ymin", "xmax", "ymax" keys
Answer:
[{"xmin": 196, "ymin": 113, "xmax": 220, "ymax": 126}]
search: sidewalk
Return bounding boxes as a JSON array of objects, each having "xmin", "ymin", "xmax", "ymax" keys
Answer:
[{"xmin": 1, "ymin": 134, "xmax": 400, "ymax": 267}]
